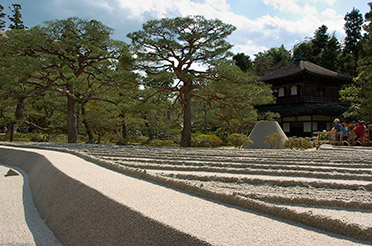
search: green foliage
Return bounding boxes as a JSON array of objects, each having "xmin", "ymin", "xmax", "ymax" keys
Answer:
[
  {"xmin": 341, "ymin": 4, "xmax": 372, "ymax": 120},
  {"xmin": 128, "ymin": 15, "xmax": 237, "ymax": 147},
  {"xmin": 191, "ymin": 134, "xmax": 223, "ymax": 148},
  {"xmin": 344, "ymin": 8, "xmax": 364, "ymax": 56},
  {"xmin": 233, "ymin": 53, "xmax": 252, "ymax": 72},
  {"xmin": 318, "ymin": 131, "xmax": 333, "ymax": 141},
  {"xmin": 293, "ymin": 25, "xmax": 342, "ymax": 72},
  {"xmin": 49, "ymin": 134, "xmax": 68, "ymax": 143},
  {"xmin": 265, "ymin": 133, "xmax": 284, "ymax": 149},
  {"xmin": 0, "ymin": 132, "xmax": 50, "ymax": 142},
  {"xmin": 284, "ymin": 137, "xmax": 313, "ymax": 150},
  {"xmin": 195, "ymin": 61, "xmax": 274, "ymax": 134},
  {"xmin": 253, "ymin": 45, "xmax": 292, "ymax": 76},
  {"xmin": 0, "ymin": 4, "xmax": 6, "ymax": 31},
  {"xmin": 29, "ymin": 132, "xmax": 50, "ymax": 142},
  {"xmin": 8, "ymin": 4, "xmax": 25, "ymax": 30},
  {"xmin": 149, "ymin": 139, "xmax": 178, "ymax": 147},
  {"xmin": 226, "ymin": 133, "xmax": 252, "ymax": 148},
  {"xmin": 341, "ymin": 8, "xmax": 364, "ymax": 76}
]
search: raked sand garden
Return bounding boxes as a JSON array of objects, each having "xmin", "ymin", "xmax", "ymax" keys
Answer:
[{"xmin": 0, "ymin": 142, "xmax": 371, "ymax": 245}]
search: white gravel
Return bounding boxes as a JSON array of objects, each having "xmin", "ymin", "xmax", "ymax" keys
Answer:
[
  {"xmin": 0, "ymin": 164, "xmax": 61, "ymax": 246},
  {"xmin": 0, "ymin": 145, "xmax": 370, "ymax": 245},
  {"xmin": 147, "ymin": 170, "xmax": 372, "ymax": 186},
  {"xmin": 278, "ymin": 204, "xmax": 372, "ymax": 229}
]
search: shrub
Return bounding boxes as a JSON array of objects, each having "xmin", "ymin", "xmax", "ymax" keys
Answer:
[
  {"xmin": 284, "ymin": 137, "xmax": 313, "ymax": 150},
  {"xmin": 226, "ymin": 133, "xmax": 252, "ymax": 148},
  {"xmin": 191, "ymin": 134, "xmax": 223, "ymax": 148},
  {"xmin": 318, "ymin": 131, "xmax": 333, "ymax": 141},
  {"xmin": 116, "ymin": 136, "xmax": 149, "ymax": 145},
  {"xmin": 265, "ymin": 133, "xmax": 284, "ymax": 149},
  {"xmin": 49, "ymin": 134, "xmax": 68, "ymax": 143},
  {"xmin": 29, "ymin": 133, "xmax": 50, "ymax": 142},
  {"xmin": 149, "ymin": 139, "xmax": 178, "ymax": 147}
]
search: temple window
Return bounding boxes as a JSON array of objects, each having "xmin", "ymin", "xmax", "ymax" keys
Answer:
[
  {"xmin": 278, "ymin": 87, "xmax": 285, "ymax": 97},
  {"xmin": 290, "ymin": 85, "xmax": 298, "ymax": 95}
]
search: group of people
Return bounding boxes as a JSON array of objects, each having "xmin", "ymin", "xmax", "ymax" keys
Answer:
[{"xmin": 332, "ymin": 118, "xmax": 372, "ymax": 146}]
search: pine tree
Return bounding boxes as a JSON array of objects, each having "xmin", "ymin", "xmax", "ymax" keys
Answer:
[
  {"xmin": 0, "ymin": 4, "xmax": 6, "ymax": 31},
  {"xmin": 233, "ymin": 53, "xmax": 252, "ymax": 73},
  {"xmin": 340, "ymin": 3, "xmax": 372, "ymax": 120},
  {"xmin": 8, "ymin": 4, "xmax": 25, "ymax": 30},
  {"xmin": 341, "ymin": 8, "xmax": 364, "ymax": 76},
  {"xmin": 344, "ymin": 8, "xmax": 364, "ymax": 57},
  {"xmin": 311, "ymin": 25, "xmax": 330, "ymax": 65}
]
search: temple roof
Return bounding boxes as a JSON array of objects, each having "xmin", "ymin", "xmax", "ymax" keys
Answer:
[
  {"xmin": 258, "ymin": 102, "xmax": 349, "ymax": 117},
  {"xmin": 260, "ymin": 59, "xmax": 353, "ymax": 82}
]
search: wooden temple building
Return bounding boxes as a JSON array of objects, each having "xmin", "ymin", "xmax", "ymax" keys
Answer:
[{"xmin": 258, "ymin": 59, "xmax": 353, "ymax": 137}]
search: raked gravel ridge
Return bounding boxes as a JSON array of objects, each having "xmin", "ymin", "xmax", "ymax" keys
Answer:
[{"xmin": 0, "ymin": 142, "xmax": 371, "ymax": 245}]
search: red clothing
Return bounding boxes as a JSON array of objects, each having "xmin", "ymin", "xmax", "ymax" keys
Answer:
[{"xmin": 354, "ymin": 125, "xmax": 365, "ymax": 139}]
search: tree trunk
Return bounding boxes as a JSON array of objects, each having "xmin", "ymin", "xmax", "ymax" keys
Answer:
[
  {"xmin": 15, "ymin": 97, "xmax": 25, "ymax": 123},
  {"xmin": 203, "ymin": 104, "xmax": 207, "ymax": 134},
  {"xmin": 122, "ymin": 120, "xmax": 128, "ymax": 139},
  {"xmin": 9, "ymin": 97, "xmax": 26, "ymax": 142},
  {"xmin": 67, "ymin": 83, "xmax": 78, "ymax": 143},
  {"xmin": 144, "ymin": 115, "xmax": 155, "ymax": 144},
  {"xmin": 9, "ymin": 123, "xmax": 14, "ymax": 142},
  {"xmin": 81, "ymin": 103, "xmax": 95, "ymax": 144},
  {"xmin": 180, "ymin": 90, "xmax": 192, "ymax": 147}
]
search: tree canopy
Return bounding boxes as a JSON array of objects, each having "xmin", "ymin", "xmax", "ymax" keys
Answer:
[
  {"xmin": 340, "ymin": 3, "xmax": 372, "ymax": 120},
  {"xmin": 128, "ymin": 16, "xmax": 272, "ymax": 146},
  {"xmin": 0, "ymin": 4, "xmax": 6, "ymax": 31},
  {"xmin": 128, "ymin": 16, "xmax": 235, "ymax": 146}
]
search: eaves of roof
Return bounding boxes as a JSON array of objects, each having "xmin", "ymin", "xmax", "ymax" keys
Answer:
[{"xmin": 260, "ymin": 59, "xmax": 353, "ymax": 82}]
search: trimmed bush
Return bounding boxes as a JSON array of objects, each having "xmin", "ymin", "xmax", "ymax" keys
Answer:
[
  {"xmin": 149, "ymin": 139, "xmax": 178, "ymax": 147},
  {"xmin": 284, "ymin": 137, "xmax": 313, "ymax": 150},
  {"xmin": 191, "ymin": 134, "xmax": 223, "ymax": 148},
  {"xmin": 265, "ymin": 133, "xmax": 284, "ymax": 149},
  {"xmin": 29, "ymin": 133, "xmax": 50, "ymax": 142},
  {"xmin": 226, "ymin": 133, "xmax": 252, "ymax": 148}
]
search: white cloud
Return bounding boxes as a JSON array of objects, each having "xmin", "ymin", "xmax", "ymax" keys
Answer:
[
  {"xmin": 113, "ymin": 0, "xmax": 348, "ymax": 55},
  {"xmin": 311, "ymin": 0, "xmax": 336, "ymax": 6},
  {"xmin": 117, "ymin": 0, "xmax": 233, "ymax": 20},
  {"xmin": 232, "ymin": 40, "xmax": 268, "ymax": 57},
  {"xmin": 84, "ymin": 0, "xmax": 114, "ymax": 12},
  {"xmin": 262, "ymin": 0, "xmax": 302, "ymax": 13},
  {"xmin": 204, "ymin": 0, "xmax": 230, "ymax": 11}
]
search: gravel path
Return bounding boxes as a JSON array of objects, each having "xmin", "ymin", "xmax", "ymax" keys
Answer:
[
  {"xmin": 0, "ymin": 145, "xmax": 370, "ymax": 245},
  {"xmin": 0, "ymin": 164, "xmax": 61, "ymax": 246}
]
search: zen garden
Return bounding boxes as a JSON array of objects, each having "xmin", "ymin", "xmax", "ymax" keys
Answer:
[
  {"xmin": 0, "ymin": 3, "xmax": 371, "ymax": 149},
  {"xmin": 1, "ymin": 2, "xmax": 372, "ymax": 246}
]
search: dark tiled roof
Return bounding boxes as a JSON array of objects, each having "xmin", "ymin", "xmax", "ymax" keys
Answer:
[
  {"xmin": 258, "ymin": 102, "xmax": 349, "ymax": 117},
  {"xmin": 260, "ymin": 59, "xmax": 353, "ymax": 82}
]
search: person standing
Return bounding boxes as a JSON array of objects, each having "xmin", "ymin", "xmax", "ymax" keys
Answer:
[
  {"xmin": 354, "ymin": 121, "xmax": 366, "ymax": 145},
  {"xmin": 333, "ymin": 118, "xmax": 343, "ymax": 145},
  {"xmin": 342, "ymin": 122, "xmax": 350, "ymax": 145},
  {"xmin": 367, "ymin": 122, "xmax": 372, "ymax": 145}
]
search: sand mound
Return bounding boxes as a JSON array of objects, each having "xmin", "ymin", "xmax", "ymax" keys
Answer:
[{"xmin": 245, "ymin": 121, "xmax": 288, "ymax": 149}]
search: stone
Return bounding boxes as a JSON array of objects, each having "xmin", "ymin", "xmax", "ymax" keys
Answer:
[{"xmin": 5, "ymin": 169, "xmax": 19, "ymax": 177}]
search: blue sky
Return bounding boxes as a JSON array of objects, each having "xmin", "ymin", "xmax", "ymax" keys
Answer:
[{"xmin": 1, "ymin": 0, "xmax": 370, "ymax": 57}]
